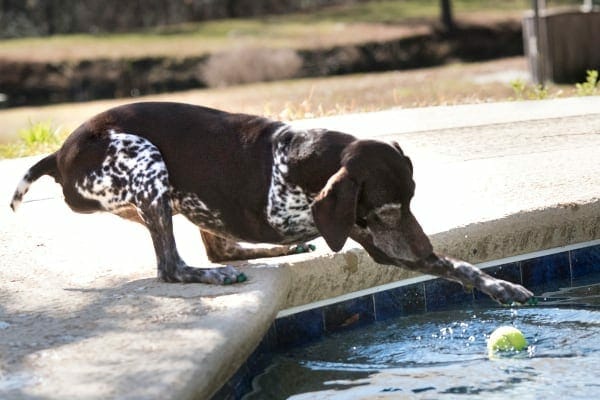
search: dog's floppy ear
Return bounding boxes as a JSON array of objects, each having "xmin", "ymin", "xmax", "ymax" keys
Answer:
[{"xmin": 311, "ymin": 167, "xmax": 359, "ymax": 252}]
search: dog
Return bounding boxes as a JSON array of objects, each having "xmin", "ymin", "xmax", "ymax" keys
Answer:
[{"xmin": 10, "ymin": 102, "xmax": 533, "ymax": 304}]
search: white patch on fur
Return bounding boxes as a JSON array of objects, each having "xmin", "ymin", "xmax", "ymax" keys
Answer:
[
  {"xmin": 10, "ymin": 174, "xmax": 33, "ymax": 211},
  {"xmin": 373, "ymin": 203, "xmax": 403, "ymax": 223},
  {"xmin": 75, "ymin": 131, "xmax": 226, "ymax": 230},
  {"xmin": 374, "ymin": 203, "xmax": 403, "ymax": 213},
  {"xmin": 266, "ymin": 127, "xmax": 318, "ymax": 242},
  {"xmin": 75, "ymin": 131, "xmax": 169, "ymax": 210}
]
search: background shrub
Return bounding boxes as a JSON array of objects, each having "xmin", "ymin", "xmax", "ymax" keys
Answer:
[{"xmin": 202, "ymin": 46, "xmax": 303, "ymax": 87}]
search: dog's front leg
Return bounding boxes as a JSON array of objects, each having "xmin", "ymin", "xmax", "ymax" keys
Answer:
[
  {"xmin": 139, "ymin": 196, "xmax": 246, "ymax": 284},
  {"xmin": 406, "ymin": 255, "xmax": 534, "ymax": 305},
  {"xmin": 350, "ymin": 226, "xmax": 533, "ymax": 304}
]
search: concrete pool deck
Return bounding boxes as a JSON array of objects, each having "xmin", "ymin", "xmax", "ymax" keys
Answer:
[{"xmin": 1, "ymin": 97, "xmax": 600, "ymax": 399}]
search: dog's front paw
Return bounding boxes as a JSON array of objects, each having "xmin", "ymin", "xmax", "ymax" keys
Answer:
[
  {"xmin": 483, "ymin": 278, "xmax": 534, "ymax": 305},
  {"xmin": 163, "ymin": 265, "xmax": 248, "ymax": 285}
]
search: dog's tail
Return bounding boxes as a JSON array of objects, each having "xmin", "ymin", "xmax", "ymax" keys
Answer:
[{"xmin": 10, "ymin": 153, "xmax": 60, "ymax": 212}]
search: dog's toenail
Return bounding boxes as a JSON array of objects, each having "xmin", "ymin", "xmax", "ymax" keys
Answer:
[
  {"xmin": 237, "ymin": 273, "xmax": 247, "ymax": 283},
  {"xmin": 308, "ymin": 244, "xmax": 316, "ymax": 251}
]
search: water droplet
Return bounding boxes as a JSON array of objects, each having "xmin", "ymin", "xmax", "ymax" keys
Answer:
[{"xmin": 440, "ymin": 327, "xmax": 454, "ymax": 337}]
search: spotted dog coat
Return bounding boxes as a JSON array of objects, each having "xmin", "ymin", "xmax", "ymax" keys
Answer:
[
  {"xmin": 10, "ymin": 102, "xmax": 534, "ymax": 304},
  {"xmin": 267, "ymin": 127, "xmax": 318, "ymax": 243},
  {"xmin": 76, "ymin": 131, "xmax": 170, "ymax": 213}
]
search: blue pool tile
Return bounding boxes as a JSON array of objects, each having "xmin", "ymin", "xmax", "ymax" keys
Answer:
[
  {"xmin": 211, "ymin": 381, "xmax": 235, "ymax": 400},
  {"xmin": 260, "ymin": 323, "xmax": 278, "ymax": 354},
  {"xmin": 474, "ymin": 262, "xmax": 522, "ymax": 304},
  {"xmin": 424, "ymin": 278, "xmax": 474, "ymax": 312},
  {"xmin": 521, "ymin": 252, "xmax": 571, "ymax": 294},
  {"xmin": 373, "ymin": 288, "xmax": 403, "ymax": 320},
  {"xmin": 245, "ymin": 325, "xmax": 276, "ymax": 375},
  {"xmin": 323, "ymin": 295, "xmax": 375, "ymax": 332},
  {"xmin": 275, "ymin": 308, "xmax": 324, "ymax": 348},
  {"xmin": 374, "ymin": 283, "xmax": 426, "ymax": 321},
  {"xmin": 401, "ymin": 283, "xmax": 427, "ymax": 315},
  {"xmin": 231, "ymin": 363, "xmax": 252, "ymax": 400},
  {"xmin": 570, "ymin": 245, "xmax": 600, "ymax": 280},
  {"xmin": 212, "ymin": 363, "xmax": 251, "ymax": 400}
]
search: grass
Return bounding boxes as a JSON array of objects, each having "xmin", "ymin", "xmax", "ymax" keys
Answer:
[
  {"xmin": 0, "ymin": 121, "xmax": 68, "ymax": 158},
  {"xmin": 575, "ymin": 70, "xmax": 599, "ymax": 96},
  {"xmin": 0, "ymin": 21, "xmax": 434, "ymax": 62},
  {"xmin": 294, "ymin": 0, "xmax": 535, "ymax": 23},
  {"xmin": 0, "ymin": 0, "xmax": 573, "ymax": 62}
]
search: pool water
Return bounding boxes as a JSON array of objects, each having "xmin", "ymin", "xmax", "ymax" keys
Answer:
[{"xmin": 246, "ymin": 282, "xmax": 600, "ymax": 399}]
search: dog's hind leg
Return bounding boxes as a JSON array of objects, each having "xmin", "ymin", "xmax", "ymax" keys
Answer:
[
  {"xmin": 139, "ymin": 197, "xmax": 245, "ymax": 284},
  {"xmin": 75, "ymin": 131, "xmax": 246, "ymax": 284},
  {"xmin": 200, "ymin": 230, "xmax": 316, "ymax": 262}
]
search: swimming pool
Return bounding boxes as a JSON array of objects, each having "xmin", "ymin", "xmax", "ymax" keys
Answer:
[
  {"xmin": 213, "ymin": 243, "xmax": 600, "ymax": 399},
  {"xmin": 246, "ymin": 282, "xmax": 600, "ymax": 399}
]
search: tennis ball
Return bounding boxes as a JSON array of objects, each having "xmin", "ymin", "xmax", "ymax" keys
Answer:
[{"xmin": 487, "ymin": 326, "xmax": 528, "ymax": 353}]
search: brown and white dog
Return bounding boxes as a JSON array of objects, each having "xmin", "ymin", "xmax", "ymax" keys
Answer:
[{"xmin": 10, "ymin": 102, "xmax": 533, "ymax": 304}]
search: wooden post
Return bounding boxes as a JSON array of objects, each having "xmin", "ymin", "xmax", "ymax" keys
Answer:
[
  {"xmin": 440, "ymin": 0, "xmax": 454, "ymax": 33},
  {"xmin": 524, "ymin": 3, "xmax": 600, "ymax": 83},
  {"xmin": 531, "ymin": 0, "xmax": 547, "ymax": 85}
]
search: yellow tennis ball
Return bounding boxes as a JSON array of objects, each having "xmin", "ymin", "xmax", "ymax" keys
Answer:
[{"xmin": 487, "ymin": 326, "xmax": 528, "ymax": 353}]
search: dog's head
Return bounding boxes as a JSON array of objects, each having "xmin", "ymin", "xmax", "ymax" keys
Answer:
[{"xmin": 311, "ymin": 139, "xmax": 434, "ymax": 266}]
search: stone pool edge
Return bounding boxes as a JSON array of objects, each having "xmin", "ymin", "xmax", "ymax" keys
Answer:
[{"xmin": 280, "ymin": 200, "xmax": 600, "ymax": 311}]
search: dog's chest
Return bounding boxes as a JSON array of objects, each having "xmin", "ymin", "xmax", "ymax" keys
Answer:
[{"xmin": 266, "ymin": 139, "xmax": 318, "ymax": 242}]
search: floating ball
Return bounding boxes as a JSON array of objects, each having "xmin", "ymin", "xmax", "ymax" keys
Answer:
[{"xmin": 487, "ymin": 326, "xmax": 528, "ymax": 354}]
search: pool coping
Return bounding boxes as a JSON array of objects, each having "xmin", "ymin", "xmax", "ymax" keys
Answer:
[{"xmin": 278, "ymin": 238, "xmax": 600, "ymax": 318}]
